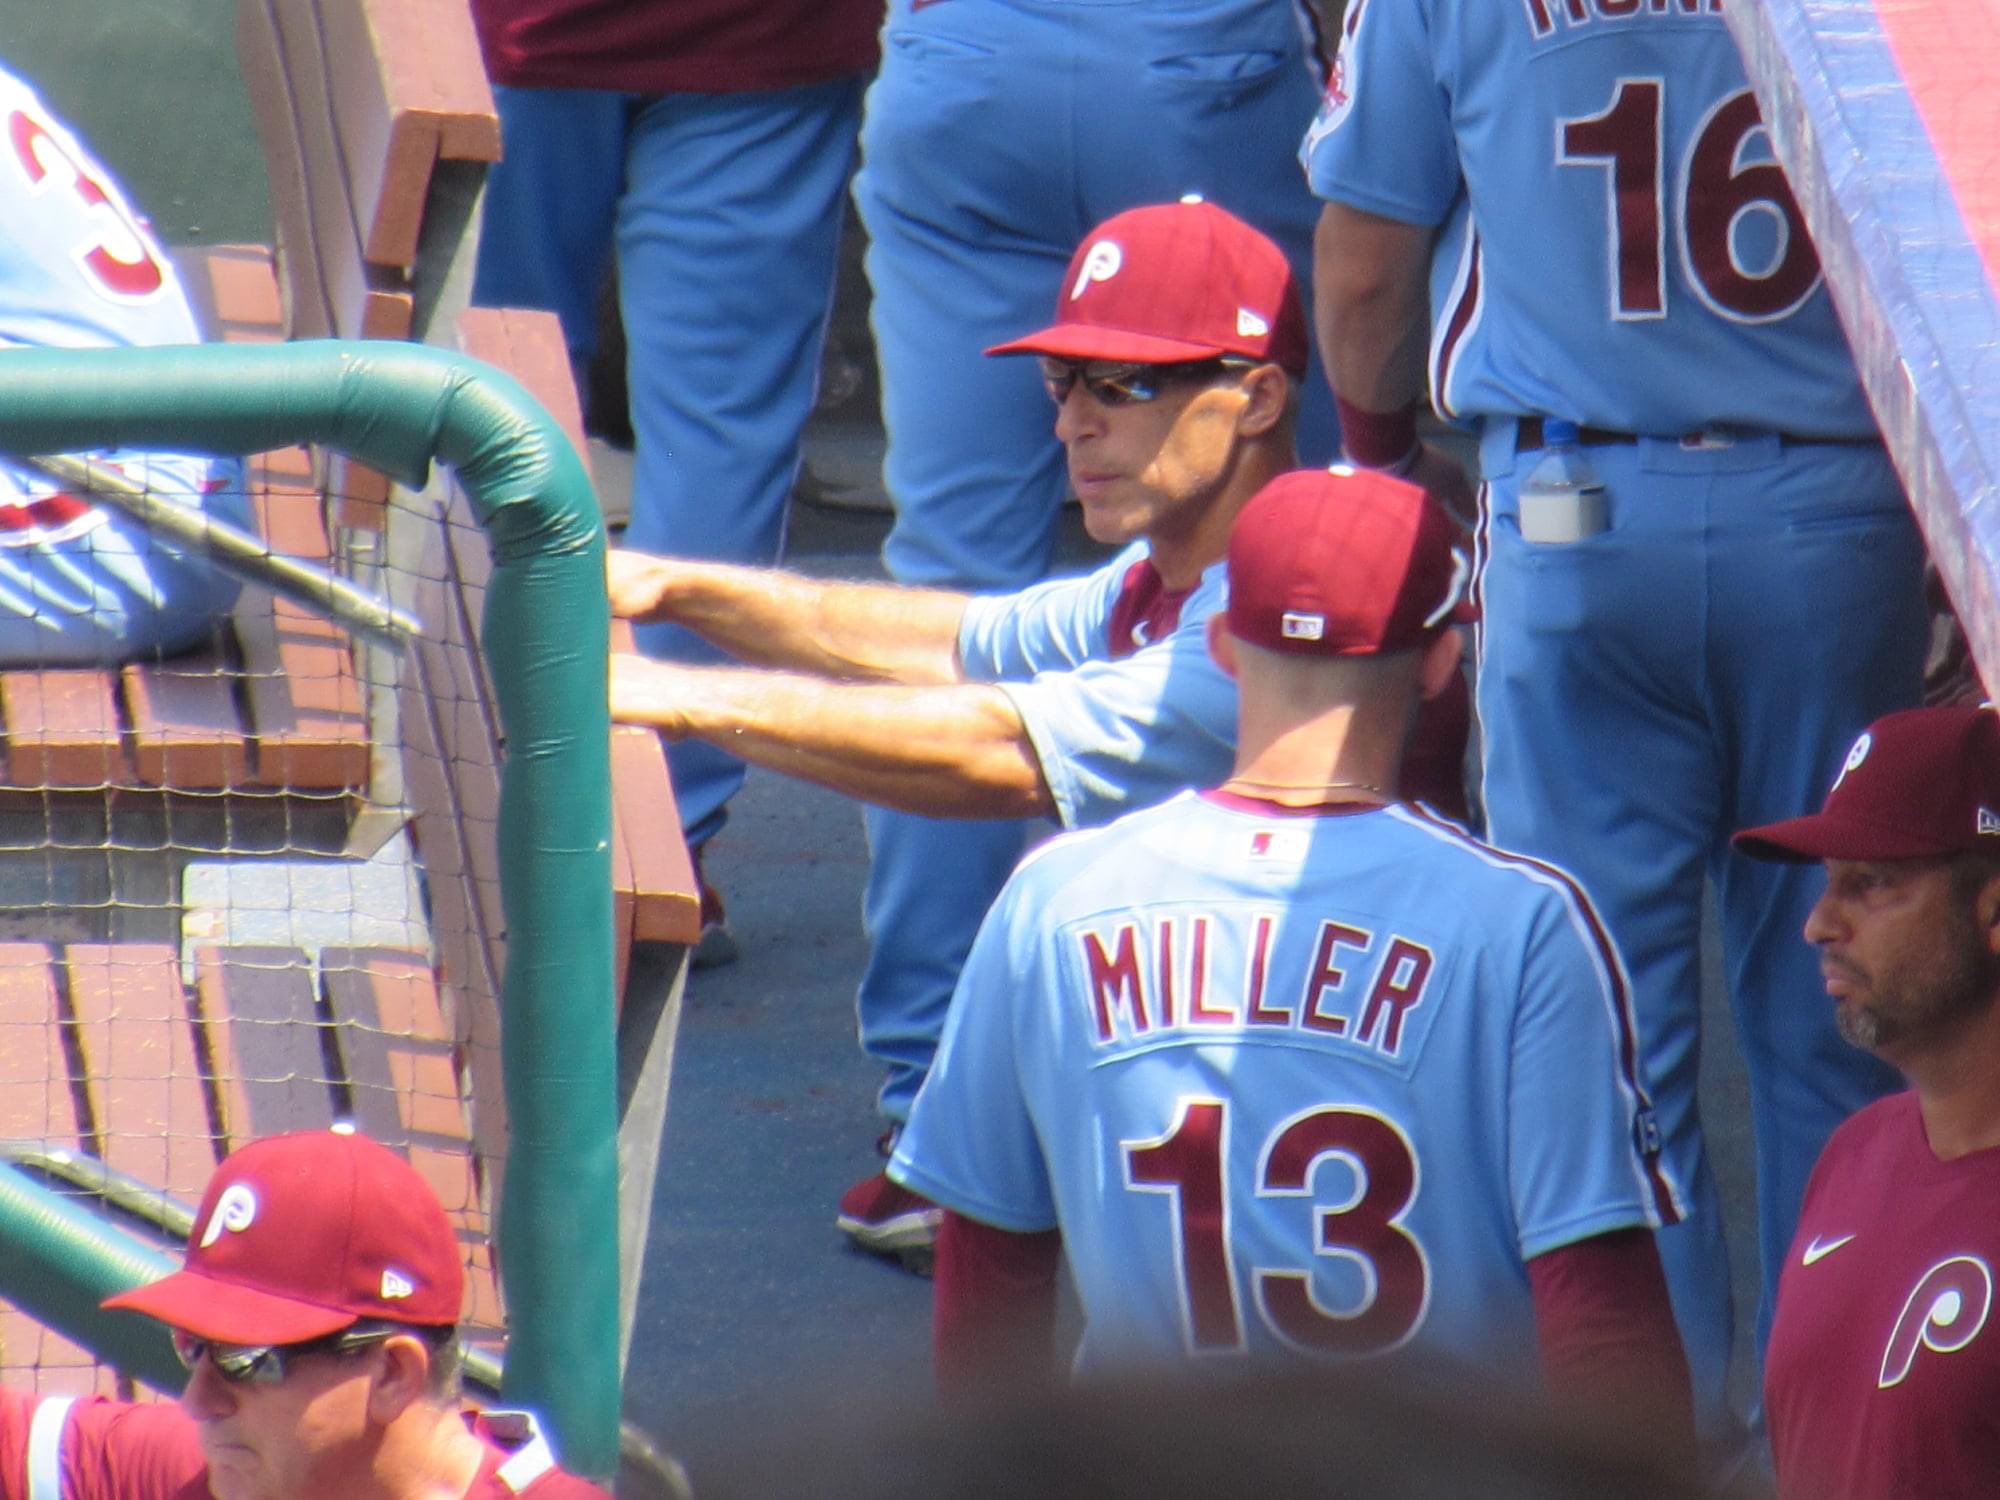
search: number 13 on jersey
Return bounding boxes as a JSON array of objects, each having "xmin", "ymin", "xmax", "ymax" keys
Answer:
[
  {"xmin": 1124, "ymin": 1097, "xmax": 1432, "ymax": 1358},
  {"xmin": 1558, "ymin": 79, "xmax": 1820, "ymax": 324}
]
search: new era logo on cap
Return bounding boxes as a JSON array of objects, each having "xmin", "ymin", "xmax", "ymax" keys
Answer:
[
  {"xmin": 1237, "ymin": 307, "xmax": 1271, "ymax": 338},
  {"xmin": 1979, "ymin": 807, "xmax": 2000, "ymax": 837}
]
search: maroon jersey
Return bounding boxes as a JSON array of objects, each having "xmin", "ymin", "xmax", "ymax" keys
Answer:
[
  {"xmin": 1765, "ymin": 1092, "xmax": 2000, "ymax": 1499},
  {"xmin": 470, "ymin": 0, "xmax": 882, "ymax": 95},
  {"xmin": 0, "ymin": 1389, "xmax": 608, "ymax": 1499}
]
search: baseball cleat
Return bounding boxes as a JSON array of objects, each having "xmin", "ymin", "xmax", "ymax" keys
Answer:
[{"xmin": 836, "ymin": 1169, "xmax": 941, "ymax": 1275}]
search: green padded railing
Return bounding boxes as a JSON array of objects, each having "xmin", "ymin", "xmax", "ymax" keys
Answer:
[{"xmin": 0, "ymin": 341, "xmax": 619, "ymax": 1478}]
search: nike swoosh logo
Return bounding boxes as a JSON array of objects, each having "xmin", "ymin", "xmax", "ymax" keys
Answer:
[
  {"xmin": 1802, "ymin": 1233, "xmax": 1857, "ymax": 1265},
  {"xmin": 910, "ymin": 0, "xmax": 955, "ymax": 9}
]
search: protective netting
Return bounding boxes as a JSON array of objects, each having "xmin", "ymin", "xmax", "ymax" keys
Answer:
[
  {"xmin": 0, "ymin": 446, "xmax": 512, "ymax": 1396},
  {"xmin": 1728, "ymin": 0, "xmax": 2000, "ymax": 697}
]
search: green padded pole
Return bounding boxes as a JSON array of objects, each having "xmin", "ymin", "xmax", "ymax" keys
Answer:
[
  {"xmin": 0, "ymin": 341, "xmax": 619, "ymax": 1477},
  {"xmin": 0, "ymin": 1162, "xmax": 184, "ymax": 1392}
]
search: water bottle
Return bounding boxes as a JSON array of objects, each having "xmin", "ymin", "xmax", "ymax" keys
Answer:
[{"xmin": 1516, "ymin": 418, "xmax": 1608, "ymax": 543}]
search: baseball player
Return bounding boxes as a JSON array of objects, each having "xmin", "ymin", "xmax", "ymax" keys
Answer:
[
  {"xmin": 850, "ymin": 0, "xmax": 1343, "ymax": 1270},
  {"xmin": 470, "ymin": 0, "xmax": 881, "ymax": 960},
  {"xmin": 0, "ymin": 1127, "xmax": 605, "ymax": 1498},
  {"xmin": 608, "ymin": 200, "xmax": 1471, "ymax": 1263},
  {"xmin": 0, "ymin": 60, "xmax": 248, "ymax": 666},
  {"xmin": 889, "ymin": 468, "xmax": 1689, "ymax": 1437},
  {"xmin": 1735, "ymin": 706, "xmax": 2000, "ymax": 1500},
  {"xmin": 1303, "ymin": 0, "xmax": 1929, "ymax": 1454}
]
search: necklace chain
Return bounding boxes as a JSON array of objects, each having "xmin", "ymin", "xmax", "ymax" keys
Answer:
[{"xmin": 1221, "ymin": 776, "xmax": 1393, "ymax": 804}]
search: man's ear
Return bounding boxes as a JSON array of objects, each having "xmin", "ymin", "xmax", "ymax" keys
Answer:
[
  {"xmin": 1234, "ymin": 364, "xmax": 1291, "ymax": 438},
  {"xmin": 1207, "ymin": 614, "xmax": 1239, "ymax": 678},
  {"xmin": 1978, "ymin": 875, "xmax": 2000, "ymax": 957},
  {"xmin": 1416, "ymin": 628, "xmax": 1464, "ymax": 700},
  {"xmin": 366, "ymin": 1335, "xmax": 433, "ymax": 1424}
]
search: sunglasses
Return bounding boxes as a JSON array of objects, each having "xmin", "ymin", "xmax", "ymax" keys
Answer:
[
  {"xmin": 1038, "ymin": 356, "xmax": 1253, "ymax": 407},
  {"xmin": 172, "ymin": 1322, "xmax": 410, "ymax": 1385}
]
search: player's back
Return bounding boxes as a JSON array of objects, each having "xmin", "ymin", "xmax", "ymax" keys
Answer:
[
  {"xmin": 1002, "ymin": 791, "xmax": 1670, "ymax": 1378},
  {"xmin": 1307, "ymin": 1, "xmax": 1871, "ymax": 437},
  {"xmin": 0, "ymin": 63, "xmax": 199, "ymax": 353}
]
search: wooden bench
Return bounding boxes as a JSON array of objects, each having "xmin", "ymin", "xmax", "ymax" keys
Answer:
[
  {"xmin": 0, "ymin": 940, "xmax": 503, "ymax": 1389},
  {"xmin": 0, "ymin": 246, "xmax": 369, "ymax": 805}
]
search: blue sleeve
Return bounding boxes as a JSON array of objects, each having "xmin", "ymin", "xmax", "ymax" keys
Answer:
[
  {"xmin": 1001, "ymin": 604, "xmax": 1237, "ymax": 830},
  {"xmin": 1302, "ymin": 0, "xmax": 1461, "ymax": 227},
  {"xmin": 1507, "ymin": 891, "xmax": 1668, "ymax": 1260},
  {"xmin": 890, "ymin": 877, "xmax": 1058, "ymax": 1234},
  {"xmin": 956, "ymin": 546, "xmax": 1139, "ymax": 682}
]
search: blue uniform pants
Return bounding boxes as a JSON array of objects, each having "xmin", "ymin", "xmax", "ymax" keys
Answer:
[
  {"xmin": 475, "ymin": 78, "xmax": 866, "ymax": 846},
  {"xmin": 851, "ymin": 0, "xmax": 1337, "ymax": 1124},
  {"xmin": 0, "ymin": 455, "xmax": 246, "ymax": 667},
  {"xmin": 1472, "ymin": 427, "xmax": 1925, "ymax": 1451}
]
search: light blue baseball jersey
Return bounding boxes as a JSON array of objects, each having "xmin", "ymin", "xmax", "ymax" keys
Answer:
[
  {"xmin": 0, "ymin": 63, "xmax": 247, "ymax": 665},
  {"xmin": 893, "ymin": 791, "xmax": 1680, "ymax": 1377},
  {"xmin": 1301, "ymin": 0, "xmax": 1874, "ymax": 438},
  {"xmin": 957, "ymin": 543, "xmax": 1236, "ymax": 831}
]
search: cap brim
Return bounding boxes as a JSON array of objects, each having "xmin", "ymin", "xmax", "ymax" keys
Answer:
[
  {"xmin": 1731, "ymin": 811, "xmax": 1957, "ymax": 864},
  {"xmin": 985, "ymin": 325, "xmax": 1230, "ymax": 364},
  {"xmin": 102, "ymin": 1268, "xmax": 359, "ymax": 1345}
]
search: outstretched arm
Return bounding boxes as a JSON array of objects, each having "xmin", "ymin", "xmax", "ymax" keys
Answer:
[
  {"xmin": 607, "ymin": 550, "xmax": 971, "ymax": 685},
  {"xmin": 611, "ymin": 654, "xmax": 1054, "ymax": 819}
]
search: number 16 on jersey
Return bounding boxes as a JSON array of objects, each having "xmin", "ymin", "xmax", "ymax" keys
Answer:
[{"xmin": 1558, "ymin": 79, "xmax": 1821, "ymax": 324}]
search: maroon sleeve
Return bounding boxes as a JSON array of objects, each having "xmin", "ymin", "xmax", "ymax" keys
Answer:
[
  {"xmin": 1527, "ymin": 1229, "xmax": 1694, "ymax": 1458},
  {"xmin": 1401, "ymin": 669, "xmax": 1470, "ymax": 823},
  {"xmin": 0, "ymin": 1392, "xmax": 207, "ymax": 1500},
  {"xmin": 932, "ymin": 1211, "xmax": 1062, "ymax": 1399}
]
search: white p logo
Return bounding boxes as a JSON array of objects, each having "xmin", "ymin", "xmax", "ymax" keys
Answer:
[
  {"xmin": 1831, "ymin": 731, "xmax": 1873, "ymax": 792},
  {"xmin": 198, "ymin": 1183, "xmax": 259, "ymax": 1248},
  {"xmin": 1070, "ymin": 240, "xmax": 1123, "ymax": 301}
]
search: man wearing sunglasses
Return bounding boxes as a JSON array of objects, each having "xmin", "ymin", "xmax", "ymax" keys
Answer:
[
  {"xmin": 0, "ymin": 1128, "xmax": 606, "ymax": 1499},
  {"xmin": 609, "ymin": 198, "xmax": 1471, "ymax": 1271}
]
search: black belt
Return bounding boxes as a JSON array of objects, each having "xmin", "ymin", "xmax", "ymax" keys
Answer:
[
  {"xmin": 1513, "ymin": 418, "xmax": 1636, "ymax": 452},
  {"xmin": 1512, "ymin": 416, "xmax": 1880, "ymax": 454}
]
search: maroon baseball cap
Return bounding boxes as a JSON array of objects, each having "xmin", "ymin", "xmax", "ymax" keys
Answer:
[
  {"xmin": 986, "ymin": 198, "xmax": 1309, "ymax": 377},
  {"xmin": 1225, "ymin": 467, "xmax": 1475, "ymax": 657},
  {"xmin": 1733, "ymin": 705, "xmax": 2000, "ymax": 863},
  {"xmin": 103, "ymin": 1127, "xmax": 464, "ymax": 1343}
]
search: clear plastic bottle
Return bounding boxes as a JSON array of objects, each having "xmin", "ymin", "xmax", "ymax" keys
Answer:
[{"xmin": 1516, "ymin": 417, "xmax": 1608, "ymax": 543}]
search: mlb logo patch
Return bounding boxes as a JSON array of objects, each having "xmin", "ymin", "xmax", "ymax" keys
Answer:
[
  {"xmin": 1979, "ymin": 806, "xmax": 2000, "ymax": 837},
  {"xmin": 1281, "ymin": 612, "xmax": 1325, "ymax": 641},
  {"xmin": 1247, "ymin": 827, "xmax": 1308, "ymax": 862}
]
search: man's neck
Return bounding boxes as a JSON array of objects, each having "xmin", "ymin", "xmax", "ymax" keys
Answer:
[
  {"xmin": 1147, "ymin": 446, "xmax": 1293, "ymax": 591},
  {"xmin": 1906, "ymin": 1000, "xmax": 2000, "ymax": 1159},
  {"xmin": 364, "ymin": 1404, "xmax": 491, "ymax": 1499},
  {"xmin": 1226, "ymin": 707, "xmax": 1405, "ymax": 807}
]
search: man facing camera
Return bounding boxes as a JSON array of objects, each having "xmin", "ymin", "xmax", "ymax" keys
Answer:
[
  {"xmin": 0, "ymin": 1128, "xmax": 605, "ymax": 1499},
  {"xmin": 1737, "ymin": 705, "xmax": 2000, "ymax": 1499}
]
